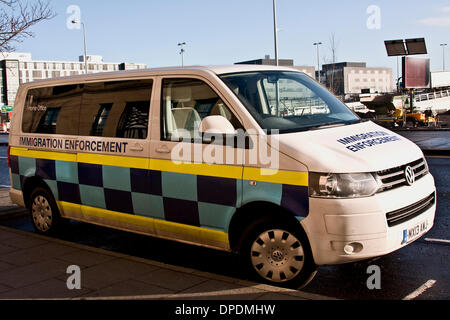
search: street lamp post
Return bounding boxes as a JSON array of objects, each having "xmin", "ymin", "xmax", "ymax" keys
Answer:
[
  {"xmin": 441, "ymin": 43, "xmax": 447, "ymax": 71},
  {"xmin": 178, "ymin": 42, "xmax": 186, "ymax": 67},
  {"xmin": 273, "ymin": 0, "xmax": 279, "ymax": 66},
  {"xmin": 72, "ymin": 20, "xmax": 88, "ymax": 74},
  {"xmin": 313, "ymin": 42, "xmax": 322, "ymax": 82}
]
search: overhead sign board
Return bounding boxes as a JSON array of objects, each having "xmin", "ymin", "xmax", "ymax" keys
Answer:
[
  {"xmin": 405, "ymin": 38, "xmax": 428, "ymax": 55},
  {"xmin": 402, "ymin": 57, "xmax": 430, "ymax": 89},
  {"xmin": 384, "ymin": 38, "xmax": 427, "ymax": 56},
  {"xmin": 385, "ymin": 40, "xmax": 407, "ymax": 57}
]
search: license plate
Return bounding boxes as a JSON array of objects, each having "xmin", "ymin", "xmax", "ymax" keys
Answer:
[{"xmin": 401, "ymin": 220, "xmax": 429, "ymax": 245}]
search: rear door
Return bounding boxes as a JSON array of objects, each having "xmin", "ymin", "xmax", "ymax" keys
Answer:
[{"xmin": 77, "ymin": 79, "xmax": 154, "ymax": 219}]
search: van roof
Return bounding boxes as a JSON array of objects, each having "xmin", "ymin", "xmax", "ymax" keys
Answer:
[{"xmin": 19, "ymin": 65, "xmax": 302, "ymax": 88}]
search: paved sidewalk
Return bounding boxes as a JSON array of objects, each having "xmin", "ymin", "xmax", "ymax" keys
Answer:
[
  {"xmin": 0, "ymin": 189, "xmax": 333, "ymax": 301},
  {"xmin": 0, "ymin": 188, "xmax": 26, "ymax": 219}
]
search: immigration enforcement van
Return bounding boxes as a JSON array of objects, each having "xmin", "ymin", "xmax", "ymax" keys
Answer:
[{"xmin": 8, "ymin": 65, "xmax": 436, "ymax": 287}]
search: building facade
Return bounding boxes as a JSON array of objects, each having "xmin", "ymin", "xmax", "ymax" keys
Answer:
[
  {"xmin": 322, "ymin": 62, "xmax": 393, "ymax": 96},
  {"xmin": 0, "ymin": 52, "xmax": 147, "ymax": 110}
]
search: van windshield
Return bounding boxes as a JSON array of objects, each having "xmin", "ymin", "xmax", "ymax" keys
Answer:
[{"xmin": 220, "ymin": 71, "xmax": 360, "ymax": 134}]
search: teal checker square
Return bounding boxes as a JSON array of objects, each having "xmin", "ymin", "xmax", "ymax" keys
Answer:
[
  {"xmin": 132, "ymin": 193, "xmax": 165, "ymax": 220},
  {"xmin": 102, "ymin": 166, "xmax": 131, "ymax": 192},
  {"xmin": 79, "ymin": 185, "xmax": 106, "ymax": 209},
  {"xmin": 198, "ymin": 202, "xmax": 235, "ymax": 232},
  {"xmin": 56, "ymin": 161, "xmax": 79, "ymax": 184},
  {"xmin": 18, "ymin": 157, "xmax": 36, "ymax": 177},
  {"xmin": 11, "ymin": 174, "xmax": 21, "ymax": 191},
  {"xmin": 242, "ymin": 180, "xmax": 282, "ymax": 206},
  {"xmin": 162, "ymin": 172, "xmax": 198, "ymax": 202},
  {"xmin": 44, "ymin": 179, "xmax": 59, "ymax": 201}
]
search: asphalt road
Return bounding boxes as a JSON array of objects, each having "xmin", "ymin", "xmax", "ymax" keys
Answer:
[{"xmin": 0, "ymin": 149, "xmax": 448, "ymax": 300}]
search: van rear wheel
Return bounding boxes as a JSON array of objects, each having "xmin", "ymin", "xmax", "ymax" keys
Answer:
[
  {"xmin": 240, "ymin": 218, "xmax": 317, "ymax": 289},
  {"xmin": 29, "ymin": 187, "xmax": 63, "ymax": 235}
]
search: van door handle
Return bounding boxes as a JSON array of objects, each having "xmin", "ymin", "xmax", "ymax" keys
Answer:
[
  {"xmin": 130, "ymin": 143, "xmax": 144, "ymax": 152},
  {"xmin": 156, "ymin": 145, "xmax": 171, "ymax": 154}
]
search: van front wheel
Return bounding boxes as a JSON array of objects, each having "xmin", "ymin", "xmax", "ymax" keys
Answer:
[{"xmin": 240, "ymin": 220, "xmax": 317, "ymax": 289}]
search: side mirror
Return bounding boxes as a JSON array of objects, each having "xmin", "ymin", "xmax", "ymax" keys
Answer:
[
  {"xmin": 199, "ymin": 116, "xmax": 252, "ymax": 149},
  {"xmin": 199, "ymin": 116, "xmax": 235, "ymax": 135}
]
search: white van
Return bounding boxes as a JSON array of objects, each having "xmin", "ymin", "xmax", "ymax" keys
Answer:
[{"xmin": 8, "ymin": 65, "xmax": 436, "ymax": 287}]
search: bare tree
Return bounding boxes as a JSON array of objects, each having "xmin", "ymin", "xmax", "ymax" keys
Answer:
[
  {"xmin": 0, "ymin": 0, "xmax": 55, "ymax": 52},
  {"xmin": 324, "ymin": 33, "xmax": 340, "ymax": 95},
  {"xmin": 328, "ymin": 32, "xmax": 339, "ymax": 64}
]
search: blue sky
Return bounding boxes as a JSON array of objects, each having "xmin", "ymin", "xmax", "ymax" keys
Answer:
[{"xmin": 14, "ymin": 0, "xmax": 450, "ymax": 75}]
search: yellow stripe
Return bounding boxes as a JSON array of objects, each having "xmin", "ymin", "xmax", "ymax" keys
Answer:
[
  {"xmin": 11, "ymin": 148, "xmax": 308, "ymax": 186},
  {"xmin": 77, "ymin": 153, "xmax": 149, "ymax": 170},
  {"xmin": 10, "ymin": 148, "xmax": 148, "ymax": 169},
  {"xmin": 244, "ymin": 167, "xmax": 309, "ymax": 186},
  {"xmin": 150, "ymin": 159, "xmax": 242, "ymax": 180},
  {"xmin": 58, "ymin": 201, "xmax": 229, "ymax": 244},
  {"xmin": 10, "ymin": 147, "xmax": 77, "ymax": 162}
]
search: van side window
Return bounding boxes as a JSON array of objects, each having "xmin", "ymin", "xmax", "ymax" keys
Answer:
[
  {"xmin": 79, "ymin": 79, "xmax": 153, "ymax": 139},
  {"xmin": 22, "ymin": 85, "xmax": 82, "ymax": 135},
  {"xmin": 37, "ymin": 107, "xmax": 61, "ymax": 134},
  {"xmin": 116, "ymin": 101, "xmax": 150, "ymax": 139},
  {"xmin": 90, "ymin": 103, "xmax": 112, "ymax": 136},
  {"xmin": 161, "ymin": 78, "xmax": 242, "ymax": 141}
]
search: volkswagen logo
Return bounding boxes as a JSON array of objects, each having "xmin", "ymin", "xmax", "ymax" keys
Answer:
[{"xmin": 405, "ymin": 166, "xmax": 416, "ymax": 186}]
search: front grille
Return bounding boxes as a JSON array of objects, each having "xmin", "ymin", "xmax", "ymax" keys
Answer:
[
  {"xmin": 386, "ymin": 193, "xmax": 436, "ymax": 227},
  {"xmin": 377, "ymin": 158, "xmax": 428, "ymax": 193}
]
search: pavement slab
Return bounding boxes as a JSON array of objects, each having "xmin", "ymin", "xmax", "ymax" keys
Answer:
[
  {"xmin": 75, "ymin": 258, "xmax": 161, "ymax": 291},
  {"xmin": 135, "ymin": 268, "xmax": 209, "ymax": 292},
  {"xmin": 0, "ymin": 278, "xmax": 92, "ymax": 299},
  {"xmin": 0, "ymin": 261, "xmax": 15, "ymax": 273},
  {"xmin": 84, "ymin": 279, "xmax": 175, "ymax": 299},
  {"xmin": 57, "ymin": 249, "xmax": 117, "ymax": 268},
  {"xmin": 0, "ymin": 243, "xmax": 78, "ymax": 267},
  {"xmin": 172, "ymin": 279, "xmax": 268, "ymax": 300},
  {"xmin": 0, "ymin": 259, "xmax": 68, "ymax": 289},
  {"xmin": 0, "ymin": 234, "xmax": 48, "ymax": 250}
]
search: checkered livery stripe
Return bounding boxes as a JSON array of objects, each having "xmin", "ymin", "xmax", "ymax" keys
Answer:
[{"xmin": 9, "ymin": 148, "xmax": 309, "ymax": 244}]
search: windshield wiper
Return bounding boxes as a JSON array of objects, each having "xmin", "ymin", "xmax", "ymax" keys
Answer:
[
  {"xmin": 308, "ymin": 122, "xmax": 347, "ymax": 130},
  {"xmin": 308, "ymin": 119, "xmax": 362, "ymax": 130}
]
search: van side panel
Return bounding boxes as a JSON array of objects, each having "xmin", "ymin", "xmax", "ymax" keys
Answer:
[
  {"xmin": 9, "ymin": 147, "xmax": 233, "ymax": 250},
  {"xmin": 10, "ymin": 146, "xmax": 310, "ymax": 252}
]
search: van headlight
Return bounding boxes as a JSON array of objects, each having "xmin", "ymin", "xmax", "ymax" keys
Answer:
[{"xmin": 309, "ymin": 173, "xmax": 381, "ymax": 198}]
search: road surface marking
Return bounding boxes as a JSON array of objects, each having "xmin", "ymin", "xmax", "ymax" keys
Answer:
[
  {"xmin": 403, "ymin": 280, "xmax": 436, "ymax": 300},
  {"xmin": 425, "ymin": 238, "xmax": 450, "ymax": 245}
]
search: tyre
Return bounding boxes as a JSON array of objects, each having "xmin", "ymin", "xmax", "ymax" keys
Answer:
[
  {"xmin": 29, "ymin": 187, "xmax": 63, "ymax": 235},
  {"xmin": 406, "ymin": 118, "xmax": 418, "ymax": 128},
  {"xmin": 239, "ymin": 218, "xmax": 317, "ymax": 289}
]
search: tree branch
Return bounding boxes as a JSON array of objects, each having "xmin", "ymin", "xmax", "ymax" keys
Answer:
[{"xmin": 0, "ymin": 0, "xmax": 55, "ymax": 52}]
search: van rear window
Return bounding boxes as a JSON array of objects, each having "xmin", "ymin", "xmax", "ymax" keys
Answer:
[
  {"xmin": 23, "ymin": 85, "xmax": 82, "ymax": 135},
  {"xmin": 22, "ymin": 79, "xmax": 153, "ymax": 139}
]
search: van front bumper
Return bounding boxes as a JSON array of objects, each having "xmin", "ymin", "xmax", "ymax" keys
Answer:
[{"xmin": 301, "ymin": 173, "xmax": 436, "ymax": 266}]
